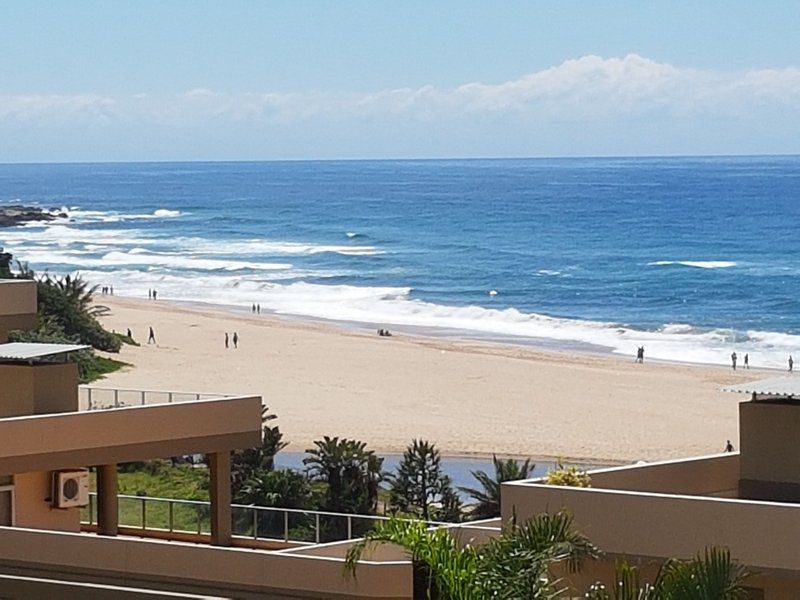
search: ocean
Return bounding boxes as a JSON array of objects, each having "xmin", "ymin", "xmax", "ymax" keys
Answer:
[{"xmin": 1, "ymin": 156, "xmax": 799, "ymax": 368}]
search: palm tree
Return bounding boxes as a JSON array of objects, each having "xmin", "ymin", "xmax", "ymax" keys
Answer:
[
  {"xmin": 304, "ymin": 436, "xmax": 384, "ymax": 515},
  {"xmin": 585, "ymin": 547, "xmax": 751, "ymax": 599},
  {"xmin": 458, "ymin": 455, "xmax": 535, "ymax": 520},
  {"xmin": 345, "ymin": 511, "xmax": 599, "ymax": 600}
]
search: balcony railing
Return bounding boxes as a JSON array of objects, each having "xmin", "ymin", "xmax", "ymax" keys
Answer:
[
  {"xmin": 79, "ymin": 386, "xmax": 231, "ymax": 411},
  {"xmin": 82, "ymin": 493, "xmax": 448, "ymax": 545}
]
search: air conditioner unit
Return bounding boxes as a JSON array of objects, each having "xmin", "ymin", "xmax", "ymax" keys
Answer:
[{"xmin": 52, "ymin": 470, "xmax": 90, "ymax": 509}]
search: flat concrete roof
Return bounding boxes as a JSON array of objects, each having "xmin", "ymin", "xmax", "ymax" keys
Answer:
[
  {"xmin": 725, "ymin": 376, "xmax": 800, "ymax": 396},
  {"xmin": 0, "ymin": 342, "xmax": 90, "ymax": 360}
]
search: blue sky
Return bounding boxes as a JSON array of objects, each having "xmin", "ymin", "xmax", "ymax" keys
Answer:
[{"xmin": 2, "ymin": 1, "xmax": 799, "ymax": 161}]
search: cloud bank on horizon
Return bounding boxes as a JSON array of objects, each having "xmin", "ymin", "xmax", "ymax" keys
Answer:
[{"xmin": 3, "ymin": 54, "xmax": 800, "ymax": 161}]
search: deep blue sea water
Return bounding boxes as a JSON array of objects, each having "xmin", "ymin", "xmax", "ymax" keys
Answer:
[{"xmin": 2, "ymin": 157, "xmax": 799, "ymax": 367}]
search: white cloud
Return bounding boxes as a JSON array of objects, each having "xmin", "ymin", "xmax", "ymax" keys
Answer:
[
  {"xmin": 2, "ymin": 54, "xmax": 799, "ymax": 126},
  {"xmin": 2, "ymin": 54, "xmax": 800, "ymax": 159}
]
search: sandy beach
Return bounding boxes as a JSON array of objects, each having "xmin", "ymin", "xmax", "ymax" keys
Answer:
[{"xmin": 95, "ymin": 296, "xmax": 760, "ymax": 464}]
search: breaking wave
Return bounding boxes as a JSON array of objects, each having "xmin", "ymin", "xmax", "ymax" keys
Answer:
[{"xmin": 648, "ymin": 260, "xmax": 737, "ymax": 269}]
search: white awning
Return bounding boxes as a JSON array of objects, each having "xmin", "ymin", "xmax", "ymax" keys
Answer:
[
  {"xmin": 0, "ymin": 342, "xmax": 89, "ymax": 360},
  {"xmin": 724, "ymin": 377, "xmax": 800, "ymax": 396}
]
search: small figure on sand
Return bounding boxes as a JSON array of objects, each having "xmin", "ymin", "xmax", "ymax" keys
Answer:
[
  {"xmin": 635, "ymin": 346, "xmax": 644, "ymax": 363},
  {"xmin": 790, "ymin": 355, "xmax": 794, "ymax": 373},
  {"xmin": 731, "ymin": 351, "xmax": 737, "ymax": 371},
  {"xmin": 152, "ymin": 289, "xmax": 158, "ymax": 301},
  {"xmin": 126, "ymin": 328, "xmax": 132, "ymax": 339},
  {"xmin": 724, "ymin": 440, "xmax": 734, "ymax": 453},
  {"xmin": 257, "ymin": 303, "xmax": 261, "ymax": 314},
  {"xmin": 225, "ymin": 332, "xmax": 229, "ymax": 349},
  {"xmin": 233, "ymin": 332, "xmax": 239, "ymax": 349},
  {"xmin": 148, "ymin": 326, "xmax": 156, "ymax": 345},
  {"xmin": 378, "ymin": 329, "xmax": 392, "ymax": 337},
  {"xmin": 252, "ymin": 303, "xmax": 256, "ymax": 314},
  {"xmin": 744, "ymin": 353, "xmax": 749, "ymax": 369},
  {"xmin": 148, "ymin": 289, "xmax": 152, "ymax": 300}
]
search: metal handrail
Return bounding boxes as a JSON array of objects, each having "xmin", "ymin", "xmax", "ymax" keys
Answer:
[
  {"xmin": 78, "ymin": 386, "xmax": 232, "ymax": 411},
  {"xmin": 82, "ymin": 493, "xmax": 448, "ymax": 544}
]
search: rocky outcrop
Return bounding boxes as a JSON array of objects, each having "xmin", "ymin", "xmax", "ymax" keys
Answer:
[{"xmin": 0, "ymin": 205, "xmax": 66, "ymax": 228}]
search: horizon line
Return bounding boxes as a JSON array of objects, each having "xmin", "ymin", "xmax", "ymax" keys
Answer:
[{"xmin": 1, "ymin": 152, "xmax": 799, "ymax": 167}]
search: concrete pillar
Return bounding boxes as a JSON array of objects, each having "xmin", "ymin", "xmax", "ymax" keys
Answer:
[
  {"xmin": 209, "ymin": 451, "xmax": 232, "ymax": 546},
  {"xmin": 96, "ymin": 464, "xmax": 118, "ymax": 536}
]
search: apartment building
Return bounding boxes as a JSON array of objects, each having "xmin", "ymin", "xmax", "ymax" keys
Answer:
[{"xmin": 0, "ymin": 279, "xmax": 412, "ymax": 599}]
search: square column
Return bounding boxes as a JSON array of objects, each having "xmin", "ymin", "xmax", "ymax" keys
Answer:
[
  {"xmin": 209, "ymin": 451, "xmax": 232, "ymax": 546},
  {"xmin": 96, "ymin": 464, "xmax": 118, "ymax": 536}
]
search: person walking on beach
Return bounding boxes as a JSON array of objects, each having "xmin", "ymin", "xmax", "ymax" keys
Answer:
[
  {"xmin": 148, "ymin": 289, "xmax": 152, "ymax": 300},
  {"xmin": 790, "ymin": 355, "xmax": 794, "ymax": 373},
  {"xmin": 232, "ymin": 332, "xmax": 238, "ymax": 349},
  {"xmin": 636, "ymin": 346, "xmax": 644, "ymax": 363},
  {"xmin": 152, "ymin": 289, "xmax": 158, "ymax": 301},
  {"xmin": 126, "ymin": 328, "xmax": 132, "ymax": 339},
  {"xmin": 731, "ymin": 351, "xmax": 737, "ymax": 371},
  {"xmin": 744, "ymin": 353, "xmax": 749, "ymax": 369},
  {"xmin": 148, "ymin": 326, "xmax": 156, "ymax": 345},
  {"xmin": 225, "ymin": 332, "xmax": 229, "ymax": 349},
  {"xmin": 257, "ymin": 303, "xmax": 261, "ymax": 314},
  {"xmin": 252, "ymin": 303, "xmax": 256, "ymax": 314}
]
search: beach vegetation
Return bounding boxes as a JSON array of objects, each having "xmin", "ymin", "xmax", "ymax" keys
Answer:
[
  {"xmin": 1, "ymin": 253, "xmax": 125, "ymax": 382},
  {"xmin": 585, "ymin": 547, "xmax": 750, "ymax": 600},
  {"xmin": 230, "ymin": 406, "xmax": 287, "ymax": 497},
  {"xmin": 345, "ymin": 510, "xmax": 599, "ymax": 599},
  {"xmin": 389, "ymin": 439, "xmax": 462, "ymax": 522},
  {"xmin": 346, "ymin": 515, "xmax": 750, "ymax": 600},
  {"xmin": 8, "ymin": 321, "xmax": 127, "ymax": 383},
  {"xmin": 304, "ymin": 436, "xmax": 385, "ymax": 516},
  {"xmin": 458, "ymin": 455, "xmax": 535, "ymax": 520},
  {"xmin": 544, "ymin": 460, "xmax": 592, "ymax": 488},
  {"xmin": 236, "ymin": 468, "xmax": 313, "ymax": 509}
]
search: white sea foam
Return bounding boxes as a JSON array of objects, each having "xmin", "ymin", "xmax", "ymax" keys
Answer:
[
  {"xmin": 64, "ymin": 207, "xmax": 184, "ymax": 222},
  {"xmin": 648, "ymin": 260, "xmax": 737, "ymax": 269},
  {"xmin": 31, "ymin": 252, "xmax": 800, "ymax": 370},
  {"xmin": 172, "ymin": 237, "xmax": 383, "ymax": 257},
  {"xmin": 98, "ymin": 250, "xmax": 291, "ymax": 271}
]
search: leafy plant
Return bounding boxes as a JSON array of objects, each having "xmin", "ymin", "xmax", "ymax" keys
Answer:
[
  {"xmin": 586, "ymin": 548, "xmax": 751, "ymax": 600},
  {"xmin": 544, "ymin": 459, "xmax": 591, "ymax": 488},
  {"xmin": 459, "ymin": 455, "xmax": 535, "ymax": 520},
  {"xmin": 345, "ymin": 510, "xmax": 599, "ymax": 600},
  {"xmin": 236, "ymin": 469, "xmax": 312, "ymax": 509}
]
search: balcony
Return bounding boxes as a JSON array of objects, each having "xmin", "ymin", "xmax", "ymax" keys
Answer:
[{"xmin": 79, "ymin": 385, "xmax": 232, "ymax": 411}]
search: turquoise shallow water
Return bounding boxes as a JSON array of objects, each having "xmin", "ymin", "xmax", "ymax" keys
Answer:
[{"xmin": 2, "ymin": 156, "xmax": 799, "ymax": 367}]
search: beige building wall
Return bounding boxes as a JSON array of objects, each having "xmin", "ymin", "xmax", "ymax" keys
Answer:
[
  {"xmin": 0, "ymin": 279, "xmax": 37, "ymax": 342},
  {"xmin": 0, "ymin": 526, "xmax": 413, "ymax": 599},
  {"xmin": 0, "ymin": 363, "xmax": 78, "ymax": 418},
  {"xmin": 739, "ymin": 400, "xmax": 800, "ymax": 501},
  {"xmin": 13, "ymin": 471, "xmax": 80, "ymax": 532},
  {"xmin": 590, "ymin": 453, "xmax": 739, "ymax": 497}
]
